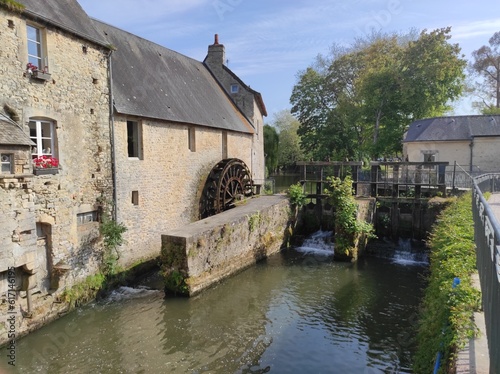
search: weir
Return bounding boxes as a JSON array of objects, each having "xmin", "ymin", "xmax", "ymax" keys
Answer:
[{"xmin": 296, "ymin": 161, "xmax": 453, "ymax": 239}]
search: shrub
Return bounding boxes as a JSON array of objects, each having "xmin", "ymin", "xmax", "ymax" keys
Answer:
[
  {"xmin": 413, "ymin": 192, "xmax": 481, "ymax": 373},
  {"xmin": 288, "ymin": 182, "xmax": 306, "ymax": 207}
]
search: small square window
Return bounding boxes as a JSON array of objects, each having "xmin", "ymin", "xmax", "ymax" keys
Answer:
[
  {"xmin": 1, "ymin": 154, "xmax": 12, "ymax": 174},
  {"xmin": 230, "ymin": 84, "xmax": 239, "ymax": 93},
  {"xmin": 132, "ymin": 191, "xmax": 139, "ymax": 206}
]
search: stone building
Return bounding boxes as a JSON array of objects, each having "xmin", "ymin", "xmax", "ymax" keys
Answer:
[
  {"xmin": 0, "ymin": 0, "xmax": 112, "ymax": 342},
  {"xmin": 92, "ymin": 21, "xmax": 267, "ymax": 266},
  {"xmin": 204, "ymin": 34, "xmax": 267, "ymax": 185},
  {"xmin": 0, "ymin": 0, "xmax": 266, "ymax": 344},
  {"xmin": 403, "ymin": 115, "xmax": 500, "ymax": 173}
]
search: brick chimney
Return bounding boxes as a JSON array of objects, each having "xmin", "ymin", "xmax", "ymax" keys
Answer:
[{"xmin": 205, "ymin": 34, "xmax": 226, "ymax": 68}]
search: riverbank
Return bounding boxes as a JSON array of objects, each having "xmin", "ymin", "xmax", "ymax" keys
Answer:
[{"xmin": 413, "ymin": 193, "xmax": 484, "ymax": 373}]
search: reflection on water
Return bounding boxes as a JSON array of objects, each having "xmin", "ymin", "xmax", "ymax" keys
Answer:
[{"xmin": 1, "ymin": 244, "xmax": 425, "ymax": 374}]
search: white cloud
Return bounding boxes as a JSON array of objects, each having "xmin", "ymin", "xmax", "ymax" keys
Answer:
[
  {"xmin": 79, "ymin": 0, "xmax": 211, "ymax": 26},
  {"xmin": 452, "ymin": 19, "xmax": 500, "ymax": 40}
]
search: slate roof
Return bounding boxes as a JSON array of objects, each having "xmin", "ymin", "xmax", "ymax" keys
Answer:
[
  {"xmin": 220, "ymin": 65, "xmax": 268, "ymax": 117},
  {"xmin": 16, "ymin": 0, "xmax": 108, "ymax": 47},
  {"xmin": 404, "ymin": 115, "xmax": 500, "ymax": 142},
  {"xmin": 0, "ymin": 116, "xmax": 34, "ymax": 146},
  {"xmin": 92, "ymin": 20, "xmax": 254, "ymax": 134}
]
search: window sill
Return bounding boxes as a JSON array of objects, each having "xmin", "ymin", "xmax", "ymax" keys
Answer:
[
  {"xmin": 30, "ymin": 71, "xmax": 51, "ymax": 81},
  {"xmin": 33, "ymin": 168, "xmax": 58, "ymax": 176}
]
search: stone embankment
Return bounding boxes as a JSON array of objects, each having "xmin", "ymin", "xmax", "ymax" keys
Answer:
[{"xmin": 161, "ymin": 195, "xmax": 292, "ymax": 296}]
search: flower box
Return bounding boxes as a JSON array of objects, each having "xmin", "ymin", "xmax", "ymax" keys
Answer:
[
  {"xmin": 32, "ymin": 70, "xmax": 51, "ymax": 81},
  {"xmin": 34, "ymin": 168, "xmax": 58, "ymax": 176}
]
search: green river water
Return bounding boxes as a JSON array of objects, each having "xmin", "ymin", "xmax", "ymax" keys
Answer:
[{"xmin": 1, "ymin": 233, "xmax": 426, "ymax": 374}]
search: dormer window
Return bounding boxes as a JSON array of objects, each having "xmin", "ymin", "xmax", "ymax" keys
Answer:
[{"xmin": 230, "ymin": 84, "xmax": 239, "ymax": 93}]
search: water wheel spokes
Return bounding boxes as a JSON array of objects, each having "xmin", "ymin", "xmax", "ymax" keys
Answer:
[{"xmin": 200, "ymin": 158, "xmax": 253, "ymax": 219}]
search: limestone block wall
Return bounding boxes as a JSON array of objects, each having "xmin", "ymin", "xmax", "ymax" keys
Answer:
[
  {"xmin": 114, "ymin": 115, "xmax": 255, "ymax": 266},
  {"xmin": 251, "ymin": 101, "xmax": 265, "ymax": 184},
  {"xmin": 160, "ymin": 195, "xmax": 291, "ymax": 296},
  {"xmin": 0, "ymin": 7, "xmax": 112, "ymax": 345}
]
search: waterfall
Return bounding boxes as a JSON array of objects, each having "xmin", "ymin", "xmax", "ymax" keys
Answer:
[
  {"xmin": 392, "ymin": 238, "xmax": 428, "ymax": 265},
  {"xmin": 295, "ymin": 230, "xmax": 334, "ymax": 256}
]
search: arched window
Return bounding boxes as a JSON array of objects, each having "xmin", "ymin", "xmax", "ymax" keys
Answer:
[{"xmin": 29, "ymin": 119, "xmax": 56, "ymax": 158}]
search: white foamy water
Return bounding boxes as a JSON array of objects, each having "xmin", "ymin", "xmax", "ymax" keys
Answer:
[
  {"xmin": 392, "ymin": 238, "xmax": 428, "ymax": 266},
  {"xmin": 295, "ymin": 230, "xmax": 334, "ymax": 256},
  {"xmin": 106, "ymin": 285, "xmax": 161, "ymax": 302}
]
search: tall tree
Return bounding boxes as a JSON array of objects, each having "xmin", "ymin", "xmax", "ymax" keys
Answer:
[
  {"xmin": 272, "ymin": 110, "xmax": 307, "ymax": 170},
  {"xmin": 470, "ymin": 31, "xmax": 500, "ymax": 112},
  {"xmin": 263, "ymin": 124, "xmax": 279, "ymax": 175},
  {"xmin": 290, "ymin": 28, "xmax": 466, "ymax": 160}
]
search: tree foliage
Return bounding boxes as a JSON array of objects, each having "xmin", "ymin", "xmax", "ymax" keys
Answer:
[
  {"xmin": 263, "ymin": 124, "xmax": 279, "ymax": 175},
  {"xmin": 470, "ymin": 31, "xmax": 500, "ymax": 112},
  {"xmin": 291, "ymin": 28, "xmax": 466, "ymax": 160},
  {"xmin": 272, "ymin": 110, "xmax": 307, "ymax": 170}
]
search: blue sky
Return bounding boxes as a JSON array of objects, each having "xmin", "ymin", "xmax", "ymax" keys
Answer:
[{"xmin": 78, "ymin": 0, "xmax": 500, "ymax": 122}]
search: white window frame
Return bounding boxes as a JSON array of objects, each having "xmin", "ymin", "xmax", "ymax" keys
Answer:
[
  {"xmin": 1, "ymin": 154, "xmax": 13, "ymax": 174},
  {"xmin": 27, "ymin": 24, "xmax": 47, "ymax": 71},
  {"xmin": 29, "ymin": 119, "xmax": 55, "ymax": 158},
  {"xmin": 77, "ymin": 211, "xmax": 98, "ymax": 225}
]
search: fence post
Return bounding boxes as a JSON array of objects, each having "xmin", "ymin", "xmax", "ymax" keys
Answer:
[{"xmin": 452, "ymin": 161, "xmax": 456, "ymax": 191}]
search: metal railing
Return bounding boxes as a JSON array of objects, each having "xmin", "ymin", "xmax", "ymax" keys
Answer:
[{"xmin": 472, "ymin": 173, "xmax": 500, "ymax": 373}]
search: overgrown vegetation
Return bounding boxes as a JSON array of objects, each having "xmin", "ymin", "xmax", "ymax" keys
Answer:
[
  {"xmin": 59, "ymin": 273, "xmax": 106, "ymax": 308},
  {"xmin": 100, "ymin": 216, "xmax": 127, "ymax": 275},
  {"xmin": 287, "ymin": 182, "xmax": 307, "ymax": 207},
  {"xmin": 414, "ymin": 192, "xmax": 481, "ymax": 373},
  {"xmin": 0, "ymin": 0, "xmax": 25, "ymax": 12},
  {"xmin": 248, "ymin": 212, "xmax": 261, "ymax": 232},
  {"xmin": 326, "ymin": 176, "xmax": 375, "ymax": 259},
  {"xmin": 59, "ymin": 199, "xmax": 129, "ymax": 308},
  {"xmin": 160, "ymin": 243, "xmax": 189, "ymax": 296}
]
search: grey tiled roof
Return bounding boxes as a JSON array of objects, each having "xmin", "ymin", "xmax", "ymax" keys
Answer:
[
  {"xmin": 16, "ymin": 0, "xmax": 108, "ymax": 47},
  {"xmin": 0, "ymin": 118, "xmax": 34, "ymax": 146},
  {"xmin": 92, "ymin": 20, "xmax": 254, "ymax": 134},
  {"xmin": 404, "ymin": 115, "xmax": 500, "ymax": 142}
]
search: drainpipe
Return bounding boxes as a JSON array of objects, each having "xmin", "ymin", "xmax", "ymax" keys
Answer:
[
  {"xmin": 469, "ymin": 136, "xmax": 474, "ymax": 174},
  {"xmin": 107, "ymin": 50, "xmax": 118, "ymax": 221}
]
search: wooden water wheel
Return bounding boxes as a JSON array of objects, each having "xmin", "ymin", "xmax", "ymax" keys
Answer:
[{"xmin": 199, "ymin": 158, "xmax": 253, "ymax": 219}]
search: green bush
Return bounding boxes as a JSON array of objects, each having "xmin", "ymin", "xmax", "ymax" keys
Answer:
[
  {"xmin": 326, "ymin": 176, "xmax": 374, "ymax": 257},
  {"xmin": 413, "ymin": 192, "xmax": 481, "ymax": 373},
  {"xmin": 288, "ymin": 182, "xmax": 306, "ymax": 207},
  {"xmin": 100, "ymin": 217, "xmax": 127, "ymax": 275}
]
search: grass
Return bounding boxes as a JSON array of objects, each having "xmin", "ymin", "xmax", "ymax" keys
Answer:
[{"xmin": 413, "ymin": 192, "xmax": 481, "ymax": 373}]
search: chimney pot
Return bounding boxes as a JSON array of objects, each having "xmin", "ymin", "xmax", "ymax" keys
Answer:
[{"xmin": 214, "ymin": 34, "xmax": 219, "ymax": 45}]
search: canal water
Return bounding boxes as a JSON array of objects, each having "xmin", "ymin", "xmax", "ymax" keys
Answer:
[{"xmin": 1, "ymin": 234, "xmax": 426, "ymax": 374}]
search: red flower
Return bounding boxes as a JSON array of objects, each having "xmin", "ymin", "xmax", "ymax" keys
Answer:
[
  {"xmin": 26, "ymin": 63, "xmax": 38, "ymax": 72},
  {"xmin": 33, "ymin": 155, "xmax": 59, "ymax": 169}
]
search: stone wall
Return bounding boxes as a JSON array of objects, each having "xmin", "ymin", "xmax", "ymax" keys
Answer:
[
  {"xmin": 405, "ymin": 137, "xmax": 500, "ymax": 172},
  {"xmin": 113, "ymin": 115, "xmax": 255, "ymax": 267},
  {"xmin": 160, "ymin": 195, "xmax": 291, "ymax": 296},
  {"xmin": 0, "ymin": 7, "xmax": 112, "ymax": 345}
]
